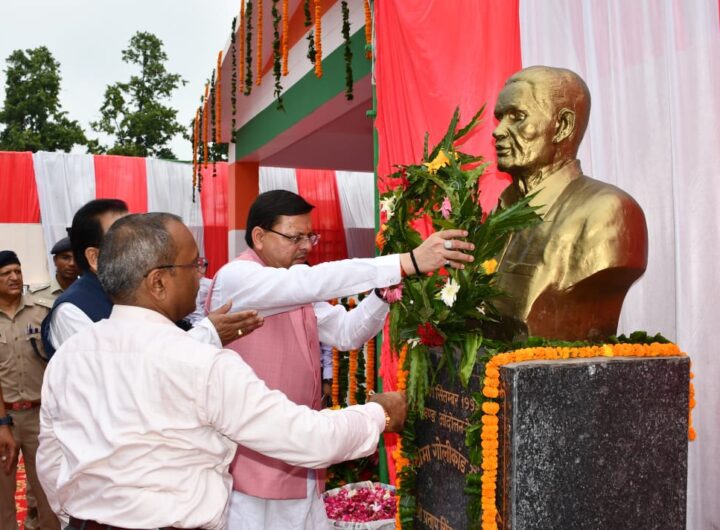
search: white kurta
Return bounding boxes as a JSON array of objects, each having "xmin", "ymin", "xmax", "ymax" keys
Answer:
[
  {"xmin": 209, "ymin": 254, "xmax": 401, "ymax": 530},
  {"xmin": 37, "ymin": 305, "xmax": 386, "ymax": 530}
]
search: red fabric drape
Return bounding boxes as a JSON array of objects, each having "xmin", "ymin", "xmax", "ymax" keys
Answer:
[
  {"xmin": 200, "ymin": 163, "xmax": 229, "ymax": 278},
  {"xmin": 374, "ymin": 0, "xmax": 522, "ymax": 481},
  {"xmin": 0, "ymin": 152, "xmax": 39, "ymax": 223},
  {"xmin": 296, "ymin": 169, "xmax": 348, "ymax": 265},
  {"xmin": 94, "ymin": 155, "xmax": 148, "ymax": 213}
]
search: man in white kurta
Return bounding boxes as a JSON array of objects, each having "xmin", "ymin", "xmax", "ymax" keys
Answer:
[
  {"xmin": 209, "ymin": 190, "xmax": 475, "ymax": 530},
  {"xmin": 37, "ymin": 212, "xmax": 407, "ymax": 530}
]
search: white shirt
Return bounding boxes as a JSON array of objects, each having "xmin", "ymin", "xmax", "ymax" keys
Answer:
[
  {"xmin": 210, "ymin": 254, "xmax": 401, "ymax": 350},
  {"xmin": 49, "ymin": 301, "xmax": 221, "ymax": 350},
  {"xmin": 37, "ymin": 305, "xmax": 386, "ymax": 530}
]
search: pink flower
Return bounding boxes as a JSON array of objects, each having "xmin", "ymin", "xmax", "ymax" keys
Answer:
[
  {"xmin": 440, "ymin": 196, "xmax": 452, "ymax": 219},
  {"xmin": 382, "ymin": 284, "xmax": 404, "ymax": 303},
  {"xmin": 324, "ymin": 484, "xmax": 396, "ymax": 522}
]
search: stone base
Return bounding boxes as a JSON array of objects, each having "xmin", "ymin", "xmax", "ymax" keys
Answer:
[{"xmin": 500, "ymin": 356, "xmax": 689, "ymax": 530}]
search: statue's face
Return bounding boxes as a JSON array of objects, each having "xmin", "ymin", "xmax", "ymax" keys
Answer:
[{"xmin": 493, "ymin": 80, "xmax": 557, "ymax": 177}]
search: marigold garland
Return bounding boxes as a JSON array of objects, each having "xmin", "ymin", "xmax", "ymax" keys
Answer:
[
  {"xmin": 364, "ymin": 0, "xmax": 372, "ymax": 59},
  {"xmin": 256, "ymin": 0, "xmax": 263, "ymax": 86},
  {"xmin": 477, "ymin": 342, "xmax": 696, "ymax": 530},
  {"xmin": 392, "ymin": 343, "xmax": 410, "ymax": 529},
  {"xmin": 240, "ymin": 2, "xmax": 246, "ymax": 90},
  {"xmin": 365, "ymin": 337, "xmax": 375, "ymax": 395},
  {"xmin": 313, "ymin": 0, "xmax": 323, "ymax": 77},
  {"xmin": 347, "ymin": 298, "xmax": 358, "ymax": 405},
  {"xmin": 196, "ymin": 103, "xmax": 204, "ymax": 191},
  {"xmin": 281, "ymin": 0, "xmax": 289, "ymax": 76},
  {"xmin": 216, "ymin": 51, "xmax": 222, "ymax": 144}
]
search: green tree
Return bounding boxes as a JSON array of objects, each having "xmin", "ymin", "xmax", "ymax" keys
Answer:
[
  {"xmin": 92, "ymin": 31, "xmax": 186, "ymax": 159},
  {"xmin": 0, "ymin": 46, "xmax": 87, "ymax": 152}
]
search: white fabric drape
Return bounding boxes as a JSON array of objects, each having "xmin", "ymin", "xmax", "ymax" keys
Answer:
[
  {"xmin": 335, "ymin": 171, "xmax": 375, "ymax": 258},
  {"xmin": 519, "ymin": 2, "xmax": 720, "ymax": 527},
  {"xmin": 32, "ymin": 151, "xmax": 96, "ymax": 275},
  {"xmin": 146, "ymin": 158, "xmax": 205, "ymax": 258},
  {"xmin": 258, "ymin": 166, "xmax": 298, "ymax": 194}
]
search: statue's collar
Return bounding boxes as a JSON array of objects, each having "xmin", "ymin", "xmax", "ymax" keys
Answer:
[{"xmin": 501, "ymin": 160, "xmax": 582, "ymax": 217}]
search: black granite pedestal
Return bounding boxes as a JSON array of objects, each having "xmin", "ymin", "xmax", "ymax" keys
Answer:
[{"xmin": 413, "ymin": 354, "xmax": 689, "ymax": 530}]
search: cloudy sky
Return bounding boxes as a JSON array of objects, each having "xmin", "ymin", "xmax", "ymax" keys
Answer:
[{"xmin": 1, "ymin": 0, "xmax": 240, "ymax": 160}]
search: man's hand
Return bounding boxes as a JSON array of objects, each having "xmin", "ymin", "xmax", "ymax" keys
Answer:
[
  {"xmin": 0, "ymin": 425, "xmax": 16, "ymax": 475},
  {"xmin": 207, "ymin": 301, "xmax": 264, "ymax": 346},
  {"xmin": 368, "ymin": 392, "xmax": 407, "ymax": 433},
  {"xmin": 401, "ymin": 229, "xmax": 475, "ymax": 275}
]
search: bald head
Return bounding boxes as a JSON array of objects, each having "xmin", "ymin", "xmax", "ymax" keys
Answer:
[
  {"xmin": 506, "ymin": 66, "xmax": 591, "ymax": 151},
  {"xmin": 493, "ymin": 66, "xmax": 591, "ymax": 181}
]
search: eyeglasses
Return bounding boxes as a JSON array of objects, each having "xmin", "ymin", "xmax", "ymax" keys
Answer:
[
  {"xmin": 266, "ymin": 228, "xmax": 321, "ymax": 247},
  {"xmin": 144, "ymin": 256, "xmax": 208, "ymax": 277}
]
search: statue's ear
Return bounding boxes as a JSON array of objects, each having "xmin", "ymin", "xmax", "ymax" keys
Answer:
[{"xmin": 553, "ymin": 108, "xmax": 575, "ymax": 144}]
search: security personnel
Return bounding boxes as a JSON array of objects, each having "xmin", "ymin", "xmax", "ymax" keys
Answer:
[
  {"xmin": 0, "ymin": 250, "xmax": 59, "ymax": 530},
  {"xmin": 29, "ymin": 237, "xmax": 78, "ymax": 306}
]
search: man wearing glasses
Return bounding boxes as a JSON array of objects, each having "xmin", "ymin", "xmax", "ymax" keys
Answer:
[
  {"xmin": 41, "ymin": 199, "xmax": 261, "ymax": 356},
  {"xmin": 207, "ymin": 190, "xmax": 474, "ymax": 530}
]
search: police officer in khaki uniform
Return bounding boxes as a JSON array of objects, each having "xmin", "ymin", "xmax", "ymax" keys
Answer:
[
  {"xmin": 0, "ymin": 251, "xmax": 59, "ymax": 530},
  {"xmin": 29, "ymin": 237, "xmax": 78, "ymax": 305}
]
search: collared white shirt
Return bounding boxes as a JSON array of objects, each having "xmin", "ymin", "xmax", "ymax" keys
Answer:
[
  {"xmin": 37, "ymin": 305, "xmax": 385, "ymax": 530},
  {"xmin": 49, "ymin": 301, "xmax": 220, "ymax": 350}
]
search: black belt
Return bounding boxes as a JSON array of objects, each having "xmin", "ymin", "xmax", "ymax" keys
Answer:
[{"xmin": 69, "ymin": 517, "xmax": 202, "ymax": 530}]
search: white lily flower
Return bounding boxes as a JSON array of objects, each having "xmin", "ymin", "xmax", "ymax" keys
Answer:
[
  {"xmin": 408, "ymin": 338, "xmax": 420, "ymax": 348},
  {"xmin": 379, "ymin": 196, "xmax": 396, "ymax": 219},
  {"xmin": 438, "ymin": 277, "xmax": 460, "ymax": 307}
]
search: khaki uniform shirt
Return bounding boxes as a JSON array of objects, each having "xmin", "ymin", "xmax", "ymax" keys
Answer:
[
  {"xmin": 29, "ymin": 275, "xmax": 64, "ymax": 305},
  {"xmin": 0, "ymin": 294, "xmax": 52, "ymax": 403}
]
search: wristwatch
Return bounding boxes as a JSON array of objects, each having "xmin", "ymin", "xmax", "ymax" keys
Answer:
[{"xmin": 0, "ymin": 415, "xmax": 13, "ymax": 426}]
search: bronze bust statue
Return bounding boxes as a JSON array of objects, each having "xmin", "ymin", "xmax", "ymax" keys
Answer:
[{"xmin": 492, "ymin": 66, "xmax": 648, "ymax": 341}]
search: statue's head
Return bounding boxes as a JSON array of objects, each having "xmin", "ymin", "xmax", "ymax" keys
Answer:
[{"xmin": 493, "ymin": 66, "xmax": 591, "ymax": 179}]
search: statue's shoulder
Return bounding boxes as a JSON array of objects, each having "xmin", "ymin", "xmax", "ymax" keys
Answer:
[{"xmin": 573, "ymin": 175, "xmax": 644, "ymax": 215}]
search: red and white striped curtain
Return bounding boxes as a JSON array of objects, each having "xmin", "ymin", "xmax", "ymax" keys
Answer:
[
  {"xmin": 0, "ymin": 151, "xmax": 229, "ymax": 281},
  {"xmin": 374, "ymin": 1, "xmax": 720, "ymax": 527},
  {"xmin": 259, "ymin": 166, "xmax": 376, "ymax": 263}
]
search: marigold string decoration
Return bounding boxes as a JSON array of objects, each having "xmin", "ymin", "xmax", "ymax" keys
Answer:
[
  {"xmin": 313, "ymin": 0, "xmax": 323, "ymax": 77},
  {"xmin": 256, "ymin": 0, "xmax": 263, "ymax": 86},
  {"xmin": 475, "ymin": 342, "xmax": 696, "ymax": 530}
]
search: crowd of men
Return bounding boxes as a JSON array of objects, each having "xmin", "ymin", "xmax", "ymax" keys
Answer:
[{"xmin": 0, "ymin": 192, "xmax": 473, "ymax": 530}]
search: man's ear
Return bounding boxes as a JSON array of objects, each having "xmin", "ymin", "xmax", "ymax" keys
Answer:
[
  {"xmin": 144, "ymin": 269, "xmax": 168, "ymax": 302},
  {"xmin": 251, "ymin": 226, "xmax": 265, "ymax": 251},
  {"xmin": 553, "ymin": 108, "xmax": 576, "ymax": 144},
  {"xmin": 85, "ymin": 247, "xmax": 100, "ymax": 273}
]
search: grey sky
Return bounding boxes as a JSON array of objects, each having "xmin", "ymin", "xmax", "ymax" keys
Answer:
[{"xmin": 1, "ymin": 0, "xmax": 239, "ymax": 161}]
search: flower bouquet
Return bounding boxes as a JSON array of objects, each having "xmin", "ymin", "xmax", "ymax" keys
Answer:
[
  {"xmin": 324, "ymin": 481, "xmax": 396, "ymax": 529},
  {"xmin": 378, "ymin": 107, "xmax": 541, "ymax": 408}
]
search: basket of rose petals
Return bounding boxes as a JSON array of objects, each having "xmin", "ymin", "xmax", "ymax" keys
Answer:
[{"xmin": 323, "ymin": 481, "xmax": 396, "ymax": 529}]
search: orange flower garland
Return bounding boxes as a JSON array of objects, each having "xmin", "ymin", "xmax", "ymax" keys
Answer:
[
  {"xmin": 365, "ymin": 337, "xmax": 375, "ymax": 395},
  {"xmin": 215, "ymin": 51, "xmax": 222, "ymax": 144},
  {"xmin": 256, "ymin": 0, "xmax": 263, "ymax": 86},
  {"xmin": 313, "ymin": 0, "xmax": 323, "ymax": 77},
  {"xmin": 347, "ymin": 298, "xmax": 358, "ymax": 405},
  {"xmin": 281, "ymin": 0, "xmax": 289, "ymax": 76},
  {"xmin": 330, "ymin": 299, "xmax": 341, "ymax": 408},
  {"xmin": 364, "ymin": 0, "xmax": 372, "ymax": 59},
  {"xmin": 392, "ymin": 343, "xmax": 410, "ymax": 529},
  {"xmin": 375, "ymin": 224, "xmax": 387, "ymax": 251},
  {"xmin": 478, "ymin": 342, "xmax": 696, "ymax": 530}
]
